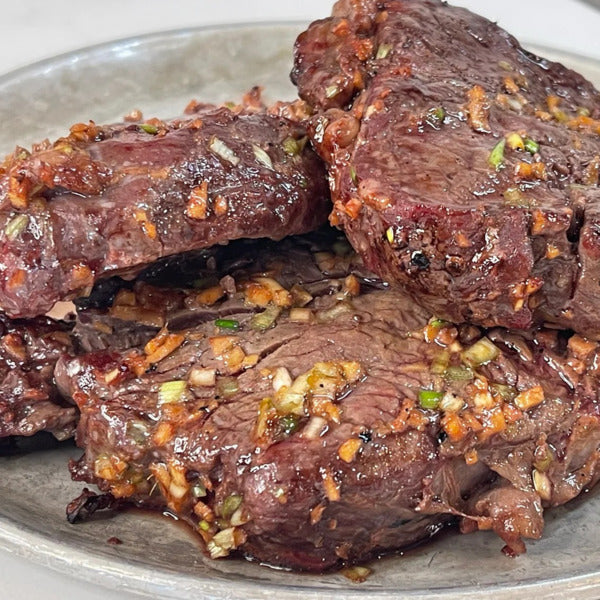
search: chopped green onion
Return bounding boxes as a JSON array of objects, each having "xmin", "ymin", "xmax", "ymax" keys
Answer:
[
  {"xmin": 577, "ymin": 107, "xmax": 591, "ymax": 117},
  {"xmin": 418, "ymin": 389, "xmax": 444, "ymax": 410},
  {"xmin": 444, "ymin": 366, "xmax": 474, "ymax": 382},
  {"xmin": 503, "ymin": 187, "xmax": 526, "ymax": 207},
  {"xmin": 290, "ymin": 284, "xmax": 314, "ymax": 307},
  {"xmin": 222, "ymin": 494, "xmax": 243, "ymax": 519},
  {"xmin": 192, "ymin": 483, "xmax": 207, "ymax": 498},
  {"xmin": 198, "ymin": 519, "xmax": 211, "ymax": 531},
  {"xmin": 282, "ymin": 136, "xmax": 300, "ymax": 156},
  {"xmin": 498, "ymin": 60, "xmax": 513, "ymax": 71},
  {"xmin": 282, "ymin": 136, "xmax": 307, "ymax": 156},
  {"xmin": 488, "ymin": 139, "xmax": 506, "ymax": 170},
  {"xmin": 5, "ymin": 214, "xmax": 29, "ymax": 241},
  {"xmin": 325, "ymin": 85, "xmax": 340, "ymax": 99},
  {"xmin": 158, "ymin": 380, "xmax": 187, "ymax": 404},
  {"xmin": 533, "ymin": 448, "xmax": 553, "ymax": 472},
  {"xmin": 251, "ymin": 305, "xmax": 281, "ymax": 331},
  {"xmin": 429, "ymin": 107, "xmax": 446, "ymax": 122},
  {"xmin": 523, "ymin": 138, "xmax": 540, "ymax": 155},
  {"xmin": 490, "ymin": 383, "xmax": 516, "ymax": 401},
  {"xmin": 209, "ymin": 136, "xmax": 240, "ymax": 166},
  {"xmin": 298, "ymin": 175, "xmax": 308, "ymax": 189},
  {"xmin": 217, "ymin": 377, "xmax": 239, "ymax": 398},
  {"xmin": 252, "ymin": 144, "xmax": 273, "ymax": 170},
  {"xmin": 461, "ymin": 337, "xmax": 500, "ymax": 367},
  {"xmin": 386, "ymin": 227, "xmax": 395, "ymax": 243},
  {"xmin": 139, "ymin": 123, "xmax": 158, "ymax": 135},
  {"xmin": 350, "ymin": 165, "xmax": 358, "ymax": 185},
  {"xmin": 214, "ymin": 318, "xmax": 240, "ymax": 331},
  {"xmin": 279, "ymin": 414, "xmax": 301, "ymax": 436},
  {"xmin": 376, "ymin": 43, "xmax": 393, "ymax": 60},
  {"xmin": 429, "ymin": 318, "xmax": 447, "ymax": 328}
]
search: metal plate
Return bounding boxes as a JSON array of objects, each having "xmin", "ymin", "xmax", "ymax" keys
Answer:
[{"xmin": 2, "ymin": 23, "xmax": 600, "ymax": 600}]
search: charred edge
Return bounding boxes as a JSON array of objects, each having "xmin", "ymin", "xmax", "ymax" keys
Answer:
[
  {"xmin": 567, "ymin": 202, "xmax": 585, "ymax": 245},
  {"xmin": 66, "ymin": 487, "xmax": 123, "ymax": 524}
]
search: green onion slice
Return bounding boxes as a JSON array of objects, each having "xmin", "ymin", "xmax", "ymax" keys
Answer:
[
  {"xmin": 5, "ymin": 214, "xmax": 29, "ymax": 241},
  {"xmin": 523, "ymin": 138, "xmax": 540, "ymax": 155},
  {"xmin": 215, "ymin": 318, "xmax": 240, "ymax": 331},
  {"xmin": 252, "ymin": 144, "xmax": 273, "ymax": 170},
  {"xmin": 418, "ymin": 389, "xmax": 444, "ymax": 410},
  {"xmin": 282, "ymin": 137, "xmax": 300, "ymax": 156},
  {"xmin": 222, "ymin": 494, "xmax": 243, "ymax": 519},
  {"xmin": 376, "ymin": 44, "xmax": 393, "ymax": 60},
  {"xmin": 489, "ymin": 139, "xmax": 506, "ymax": 170},
  {"xmin": 251, "ymin": 305, "xmax": 281, "ymax": 331},
  {"xmin": 444, "ymin": 366, "xmax": 474, "ymax": 382},
  {"xmin": 139, "ymin": 123, "xmax": 158, "ymax": 135},
  {"xmin": 461, "ymin": 337, "xmax": 500, "ymax": 367},
  {"xmin": 325, "ymin": 85, "xmax": 340, "ymax": 99},
  {"xmin": 158, "ymin": 380, "xmax": 187, "ymax": 404}
]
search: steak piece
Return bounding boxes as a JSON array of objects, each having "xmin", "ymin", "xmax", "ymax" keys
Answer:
[
  {"xmin": 292, "ymin": 0, "xmax": 600, "ymax": 336},
  {"xmin": 0, "ymin": 104, "xmax": 330, "ymax": 318},
  {"xmin": 0, "ymin": 315, "xmax": 76, "ymax": 440},
  {"xmin": 57, "ymin": 236, "xmax": 600, "ymax": 571}
]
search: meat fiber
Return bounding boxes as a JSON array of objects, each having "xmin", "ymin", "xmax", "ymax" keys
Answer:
[
  {"xmin": 0, "ymin": 104, "xmax": 330, "ymax": 318},
  {"xmin": 292, "ymin": 0, "xmax": 600, "ymax": 336},
  {"xmin": 57, "ymin": 235, "xmax": 600, "ymax": 571}
]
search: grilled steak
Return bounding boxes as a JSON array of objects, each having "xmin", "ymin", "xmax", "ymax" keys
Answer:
[
  {"xmin": 0, "ymin": 315, "xmax": 76, "ymax": 440},
  {"xmin": 0, "ymin": 105, "xmax": 330, "ymax": 318},
  {"xmin": 292, "ymin": 0, "xmax": 600, "ymax": 336},
  {"xmin": 57, "ymin": 235, "xmax": 600, "ymax": 571}
]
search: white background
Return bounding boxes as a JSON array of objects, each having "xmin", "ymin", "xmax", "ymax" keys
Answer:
[{"xmin": 1, "ymin": 1, "xmax": 600, "ymax": 598}]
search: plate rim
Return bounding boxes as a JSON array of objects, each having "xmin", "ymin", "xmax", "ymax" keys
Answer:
[
  {"xmin": 0, "ymin": 20, "xmax": 308, "ymax": 84},
  {"xmin": 3, "ymin": 508, "xmax": 600, "ymax": 600},
  {"xmin": 2, "ymin": 21, "xmax": 600, "ymax": 600}
]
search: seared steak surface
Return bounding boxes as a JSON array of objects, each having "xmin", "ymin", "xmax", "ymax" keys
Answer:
[
  {"xmin": 0, "ymin": 105, "xmax": 330, "ymax": 318},
  {"xmin": 293, "ymin": 0, "xmax": 600, "ymax": 336},
  {"xmin": 58, "ymin": 236, "xmax": 600, "ymax": 570},
  {"xmin": 0, "ymin": 315, "xmax": 76, "ymax": 439}
]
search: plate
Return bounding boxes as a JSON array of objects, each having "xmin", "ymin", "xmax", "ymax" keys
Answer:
[{"xmin": 2, "ymin": 23, "xmax": 600, "ymax": 600}]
